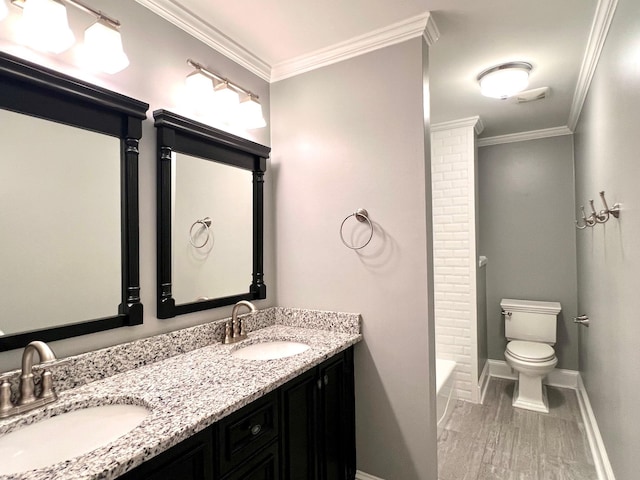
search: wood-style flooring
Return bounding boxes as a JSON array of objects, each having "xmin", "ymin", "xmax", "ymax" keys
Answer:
[{"xmin": 438, "ymin": 378, "xmax": 598, "ymax": 480}]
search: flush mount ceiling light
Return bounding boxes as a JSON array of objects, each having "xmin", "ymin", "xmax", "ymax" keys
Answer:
[
  {"xmin": 9, "ymin": 0, "xmax": 129, "ymax": 73},
  {"xmin": 477, "ymin": 62, "xmax": 532, "ymax": 99},
  {"xmin": 186, "ymin": 59, "xmax": 267, "ymax": 129}
]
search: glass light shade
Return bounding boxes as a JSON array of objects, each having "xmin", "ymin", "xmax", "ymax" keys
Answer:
[
  {"xmin": 213, "ymin": 82, "xmax": 240, "ymax": 119},
  {"xmin": 21, "ymin": 0, "xmax": 75, "ymax": 54},
  {"xmin": 479, "ymin": 65, "xmax": 531, "ymax": 99},
  {"xmin": 239, "ymin": 96, "xmax": 266, "ymax": 129},
  {"xmin": 83, "ymin": 20, "xmax": 129, "ymax": 74},
  {"xmin": 185, "ymin": 70, "xmax": 215, "ymax": 106},
  {"xmin": 0, "ymin": 1, "xmax": 8, "ymax": 22}
]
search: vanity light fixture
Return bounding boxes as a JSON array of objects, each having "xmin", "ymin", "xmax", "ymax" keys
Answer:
[
  {"xmin": 477, "ymin": 61, "xmax": 532, "ymax": 99},
  {"xmin": 186, "ymin": 59, "xmax": 267, "ymax": 129},
  {"xmin": 10, "ymin": 0, "xmax": 129, "ymax": 73}
]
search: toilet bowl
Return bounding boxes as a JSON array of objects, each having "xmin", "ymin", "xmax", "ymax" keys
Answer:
[
  {"xmin": 505, "ymin": 340, "xmax": 557, "ymax": 413},
  {"xmin": 501, "ymin": 298, "xmax": 561, "ymax": 414}
]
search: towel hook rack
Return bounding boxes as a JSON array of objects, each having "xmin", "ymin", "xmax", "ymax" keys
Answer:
[
  {"xmin": 340, "ymin": 208, "xmax": 373, "ymax": 250},
  {"xmin": 189, "ymin": 217, "xmax": 212, "ymax": 248}
]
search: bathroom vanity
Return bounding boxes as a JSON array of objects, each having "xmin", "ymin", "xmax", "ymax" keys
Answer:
[
  {"xmin": 0, "ymin": 308, "xmax": 361, "ymax": 480},
  {"xmin": 119, "ymin": 348, "xmax": 355, "ymax": 480}
]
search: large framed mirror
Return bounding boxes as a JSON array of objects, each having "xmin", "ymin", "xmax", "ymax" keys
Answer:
[
  {"xmin": 154, "ymin": 110, "xmax": 269, "ymax": 318},
  {"xmin": 0, "ymin": 52, "xmax": 148, "ymax": 351}
]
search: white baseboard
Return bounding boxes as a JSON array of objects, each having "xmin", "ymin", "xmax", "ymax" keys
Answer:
[
  {"xmin": 576, "ymin": 375, "xmax": 616, "ymax": 480},
  {"xmin": 486, "ymin": 359, "xmax": 579, "ymax": 389},
  {"xmin": 355, "ymin": 471, "xmax": 385, "ymax": 480},
  {"xmin": 478, "ymin": 360, "xmax": 491, "ymax": 404}
]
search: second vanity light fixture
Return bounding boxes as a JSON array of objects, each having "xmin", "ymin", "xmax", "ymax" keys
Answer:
[
  {"xmin": 8, "ymin": 0, "xmax": 129, "ymax": 74},
  {"xmin": 185, "ymin": 59, "xmax": 267, "ymax": 129},
  {"xmin": 477, "ymin": 61, "xmax": 532, "ymax": 99}
]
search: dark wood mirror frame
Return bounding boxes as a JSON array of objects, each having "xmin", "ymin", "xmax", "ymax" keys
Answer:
[
  {"xmin": 154, "ymin": 110, "xmax": 270, "ymax": 319},
  {"xmin": 0, "ymin": 52, "xmax": 148, "ymax": 351}
]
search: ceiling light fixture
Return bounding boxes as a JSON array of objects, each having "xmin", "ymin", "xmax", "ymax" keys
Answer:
[
  {"xmin": 9, "ymin": 0, "xmax": 129, "ymax": 73},
  {"xmin": 186, "ymin": 59, "xmax": 267, "ymax": 129},
  {"xmin": 477, "ymin": 62, "xmax": 532, "ymax": 99}
]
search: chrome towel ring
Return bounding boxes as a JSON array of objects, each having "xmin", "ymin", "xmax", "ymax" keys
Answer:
[
  {"xmin": 189, "ymin": 217, "xmax": 212, "ymax": 248},
  {"xmin": 340, "ymin": 208, "xmax": 373, "ymax": 250}
]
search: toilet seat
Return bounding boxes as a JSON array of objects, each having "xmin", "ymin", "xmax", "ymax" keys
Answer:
[{"xmin": 506, "ymin": 341, "xmax": 555, "ymax": 363}]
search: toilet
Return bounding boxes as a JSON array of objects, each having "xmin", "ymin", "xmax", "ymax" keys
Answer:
[{"xmin": 501, "ymin": 298, "xmax": 561, "ymax": 413}]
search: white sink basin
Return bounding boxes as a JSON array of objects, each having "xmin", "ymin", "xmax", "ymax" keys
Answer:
[
  {"xmin": 0, "ymin": 404, "xmax": 150, "ymax": 475},
  {"xmin": 231, "ymin": 341, "xmax": 310, "ymax": 360}
]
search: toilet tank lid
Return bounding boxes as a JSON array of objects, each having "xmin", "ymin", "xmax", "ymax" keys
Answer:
[{"xmin": 500, "ymin": 298, "xmax": 561, "ymax": 314}]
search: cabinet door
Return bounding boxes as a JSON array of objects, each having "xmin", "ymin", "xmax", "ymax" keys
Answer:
[
  {"xmin": 222, "ymin": 440, "xmax": 279, "ymax": 480},
  {"xmin": 318, "ymin": 350, "xmax": 356, "ymax": 480},
  {"xmin": 118, "ymin": 428, "xmax": 214, "ymax": 480},
  {"xmin": 217, "ymin": 391, "xmax": 278, "ymax": 477},
  {"xmin": 280, "ymin": 367, "xmax": 318, "ymax": 480}
]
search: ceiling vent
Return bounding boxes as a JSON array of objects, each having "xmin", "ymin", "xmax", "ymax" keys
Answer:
[{"xmin": 513, "ymin": 87, "xmax": 550, "ymax": 103}]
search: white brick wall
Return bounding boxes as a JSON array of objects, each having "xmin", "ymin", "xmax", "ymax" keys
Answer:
[{"xmin": 431, "ymin": 119, "xmax": 480, "ymax": 402}]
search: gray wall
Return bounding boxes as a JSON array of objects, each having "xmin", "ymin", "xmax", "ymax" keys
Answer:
[
  {"xmin": 271, "ymin": 38, "xmax": 437, "ymax": 480},
  {"xmin": 0, "ymin": 1, "xmax": 275, "ymax": 369},
  {"xmin": 574, "ymin": 0, "xmax": 640, "ymax": 476},
  {"xmin": 478, "ymin": 136, "xmax": 579, "ymax": 369}
]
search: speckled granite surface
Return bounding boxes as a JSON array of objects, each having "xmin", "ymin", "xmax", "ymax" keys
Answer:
[{"xmin": 0, "ymin": 308, "xmax": 361, "ymax": 480}]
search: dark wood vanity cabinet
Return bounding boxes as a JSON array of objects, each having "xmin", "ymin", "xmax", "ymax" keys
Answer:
[
  {"xmin": 119, "ymin": 428, "xmax": 214, "ymax": 480},
  {"xmin": 118, "ymin": 348, "xmax": 355, "ymax": 480},
  {"xmin": 280, "ymin": 349, "xmax": 356, "ymax": 480}
]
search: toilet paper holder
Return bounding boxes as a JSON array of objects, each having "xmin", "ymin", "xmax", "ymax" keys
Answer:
[{"xmin": 573, "ymin": 315, "xmax": 590, "ymax": 327}]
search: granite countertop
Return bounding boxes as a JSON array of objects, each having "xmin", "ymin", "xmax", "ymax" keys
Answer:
[{"xmin": 0, "ymin": 319, "xmax": 362, "ymax": 480}]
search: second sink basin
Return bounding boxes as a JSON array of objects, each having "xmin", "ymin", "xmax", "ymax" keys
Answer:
[
  {"xmin": 0, "ymin": 403, "xmax": 150, "ymax": 475},
  {"xmin": 231, "ymin": 341, "xmax": 310, "ymax": 360}
]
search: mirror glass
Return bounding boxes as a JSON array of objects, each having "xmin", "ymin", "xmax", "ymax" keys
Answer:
[
  {"xmin": 0, "ymin": 110, "xmax": 121, "ymax": 336},
  {"xmin": 172, "ymin": 153, "xmax": 253, "ymax": 303}
]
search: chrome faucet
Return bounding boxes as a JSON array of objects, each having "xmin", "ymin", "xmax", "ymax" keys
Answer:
[
  {"xmin": 0, "ymin": 341, "xmax": 58, "ymax": 418},
  {"xmin": 224, "ymin": 300, "xmax": 256, "ymax": 344}
]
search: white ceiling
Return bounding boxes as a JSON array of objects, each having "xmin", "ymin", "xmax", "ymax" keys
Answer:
[{"xmin": 140, "ymin": 0, "xmax": 601, "ymax": 138}]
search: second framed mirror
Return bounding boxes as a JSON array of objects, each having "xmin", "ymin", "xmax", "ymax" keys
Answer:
[{"xmin": 154, "ymin": 110, "xmax": 270, "ymax": 319}]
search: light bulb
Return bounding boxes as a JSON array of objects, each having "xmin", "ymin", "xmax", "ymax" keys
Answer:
[
  {"xmin": 184, "ymin": 70, "xmax": 215, "ymax": 113},
  {"xmin": 239, "ymin": 95, "xmax": 266, "ymax": 129},
  {"xmin": 0, "ymin": 1, "xmax": 8, "ymax": 22},
  {"xmin": 21, "ymin": 0, "xmax": 75, "ymax": 54},
  {"xmin": 213, "ymin": 81, "xmax": 240, "ymax": 123},
  {"xmin": 82, "ymin": 20, "xmax": 129, "ymax": 74}
]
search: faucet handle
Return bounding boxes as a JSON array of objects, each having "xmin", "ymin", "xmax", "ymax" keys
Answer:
[
  {"xmin": 39, "ymin": 370, "xmax": 57, "ymax": 401},
  {"xmin": 0, "ymin": 376, "xmax": 14, "ymax": 417}
]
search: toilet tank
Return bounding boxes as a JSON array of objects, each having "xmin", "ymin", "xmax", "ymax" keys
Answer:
[{"xmin": 501, "ymin": 299, "xmax": 561, "ymax": 344}]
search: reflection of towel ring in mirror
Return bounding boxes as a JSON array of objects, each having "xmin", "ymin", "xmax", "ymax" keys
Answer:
[
  {"xmin": 189, "ymin": 217, "xmax": 212, "ymax": 248},
  {"xmin": 340, "ymin": 208, "xmax": 373, "ymax": 250}
]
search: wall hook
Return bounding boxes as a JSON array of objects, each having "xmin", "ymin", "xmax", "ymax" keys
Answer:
[{"xmin": 599, "ymin": 191, "xmax": 621, "ymax": 219}]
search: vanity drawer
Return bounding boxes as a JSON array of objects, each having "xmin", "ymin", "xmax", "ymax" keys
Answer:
[{"xmin": 217, "ymin": 390, "xmax": 279, "ymax": 476}]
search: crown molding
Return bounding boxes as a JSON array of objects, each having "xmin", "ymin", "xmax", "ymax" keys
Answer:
[
  {"xmin": 477, "ymin": 126, "xmax": 573, "ymax": 147},
  {"xmin": 567, "ymin": 0, "xmax": 618, "ymax": 131},
  {"xmin": 423, "ymin": 13, "xmax": 441, "ymax": 46},
  {"xmin": 432, "ymin": 116, "xmax": 484, "ymax": 135},
  {"xmin": 134, "ymin": 0, "xmax": 271, "ymax": 81},
  {"xmin": 271, "ymin": 12, "xmax": 436, "ymax": 82}
]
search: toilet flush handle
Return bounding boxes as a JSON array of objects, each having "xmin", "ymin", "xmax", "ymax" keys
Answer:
[{"xmin": 573, "ymin": 315, "xmax": 590, "ymax": 327}]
